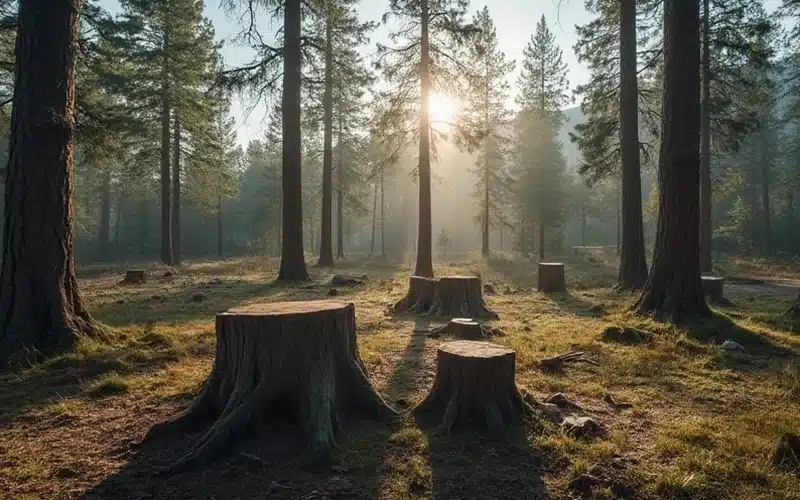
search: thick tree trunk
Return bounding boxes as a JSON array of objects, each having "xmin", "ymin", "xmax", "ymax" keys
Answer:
[
  {"xmin": 427, "ymin": 276, "xmax": 498, "ymax": 318},
  {"xmin": 317, "ymin": 10, "xmax": 334, "ymax": 267},
  {"xmin": 0, "ymin": 0, "xmax": 98, "ymax": 365},
  {"xmin": 159, "ymin": 29, "xmax": 173, "ymax": 266},
  {"xmin": 99, "ymin": 168, "xmax": 111, "ymax": 256},
  {"xmin": 415, "ymin": 340, "xmax": 532, "ymax": 434},
  {"xmin": 144, "ymin": 300, "xmax": 396, "ymax": 471},
  {"xmin": 761, "ymin": 125, "xmax": 772, "ymax": 254},
  {"xmin": 277, "ymin": 0, "xmax": 309, "ymax": 281},
  {"xmin": 393, "ymin": 276, "xmax": 437, "ymax": 314},
  {"xmin": 538, "ymin": 262, "xmax": 566, "ymax": 293},
  {"xmin": 414, "ymin": 0, "xmax": 434, "ymax": 278},
  {"xmin": 216, "ymin": 195, "xmax": 223, "ymax": 258},
  {"xmin": 336, "ymin": 113, "xmax": 345, "ymax": 260},
  {"xmin": 481, "ymin": 72, "xmax": 490, "ymax": 258},
  {"xmin": 618, "ymin": 0, "xmax": 648, "ymax": 290},
  {"xmin": 171, "ymin": 113, "xmax": 181, "ymax": 265},
  {"xmin": 699, "ymin": 0, "xmax": 712, "ymax": 273},
  {"xmin": 633, "ymin": 0, "xmax": 710, "ymax": 321}
]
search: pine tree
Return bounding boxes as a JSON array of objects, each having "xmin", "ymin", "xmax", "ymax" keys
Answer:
[
  {"xmin": 1, "ymin": 0, "xmax": 99, "ymax": 364},
  {"xmin": 375, "ymin": 0, "xmax": 475, "ymax": 278},
  {"xmin": 460, "ymin": 7, "xmax": 515, "ymax": 257},
  {"xmin": 513, "ymin": 15, "xmax": 570, "ymax": 261}
]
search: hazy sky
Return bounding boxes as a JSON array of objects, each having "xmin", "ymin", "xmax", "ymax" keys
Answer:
[{"xmin": 101, "ymin": 0, "xmax": 786, "ymax": 147}]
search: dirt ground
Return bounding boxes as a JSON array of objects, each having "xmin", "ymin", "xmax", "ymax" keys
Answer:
[{"xmin": 1, "ymin": 252, "xmax": 799, "ymax": 499}]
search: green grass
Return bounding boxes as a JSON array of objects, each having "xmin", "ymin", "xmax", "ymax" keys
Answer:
[{"xmin": 0, "ymin": 253, "xmax": 799, "ymax": 499}]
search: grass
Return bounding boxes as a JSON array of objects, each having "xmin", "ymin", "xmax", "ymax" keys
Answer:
[{"xmin": 0, "ymin": 252, "xmax": 799, "ymax": 499}]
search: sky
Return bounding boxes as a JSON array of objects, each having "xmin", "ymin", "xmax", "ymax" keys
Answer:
[{"xmin": 101, "ymin": 0, "xmax": 786, "ymax": 148}]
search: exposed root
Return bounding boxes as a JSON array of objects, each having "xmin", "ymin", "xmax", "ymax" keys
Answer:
[
  {"xmin": 393, "ymin": 276, "xmax": 437, "ymax": 314},
  {"xmin": 539, "ymin": 350, "xmax": 598, "ymax": 371}
]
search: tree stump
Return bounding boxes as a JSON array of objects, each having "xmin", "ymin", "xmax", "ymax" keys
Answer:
[
  {"xmin": 122, "ymin": 269, "xmax": 146, "ymax": 284},
  {"xmin": 414, "ymin": 340, "xmax": 531, "ymax": 434},
  {"xmin": 427, "ymin": 276, "xmax": 498, "ymax": 318},
  {"xmin": 538, "ymin": 263, "xmax": 566, "ymax": 292},
  {"xmin": 430, "ymin": 318, "xmax": 487, "ymax": 340},
  {"xmin": 701, "ymin": 276, "xmax": 724, "ymax": 302},
  {"xmin": 393, "ymin": 276, "xmax": 437, "ymax": 314},
  {"xmin": 143, "ymin": 300, "xmax": 395, "ymax": 471}
]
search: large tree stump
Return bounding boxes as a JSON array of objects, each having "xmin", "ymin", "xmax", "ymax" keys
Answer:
[
  {"xmin": 143, "ymin": 300, "xmax": 395, "ymax": 471},
  {"xmin": 414, "ymin": 340, "xmax": 531, "ymax": 434},
  {"xmin": 122, "ymin": 269, "xmax": 146, "ymax": 284},
  {"xmin": 393, "ymin": 276, "xmax": 437, "ymax": 314},
  {"xmin": 538, "ymin": 263, "xmax": 566, "ymax": 293},
  {"xmin": 427, "ymin": 276, "xmax": 498, "ymax": 318},
  {"xmin": 701, "ymin": 276, "xmax": 724, "ymax": 302}
]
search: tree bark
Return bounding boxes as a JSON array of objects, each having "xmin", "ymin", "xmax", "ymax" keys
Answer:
[
  {"xmin": 427, "ymin": 276, "xmax": 498, "ymax": 318},
  {"xmin": 393, "ymin": 276, "xmax": 438, "ymax": 314},
  {"xmin": 633, "ymin": 0, "xmax": 710, "ymax": 321},
  {"xmin": 317, "ymin": 8, "xmax": 334, "ymax": 267},
  {"xmin": 699, "ymin": 0, "xmax": 712, "ymax": 272},
  {"xmin": 415, "ymin": 340, "xmax": 532, "ymax": 434},
  {"xmin": 159, "ymin": 33, "xmax": 173, "ymax": 266},
  {"xmin": 618, "ymin": 0, "xmax": 648, "ymax": 290},
  {"xmin": 761, "ymin": 125, "xmax": 772, "ymax": 254},
  {"xmin": 144, "ymin": 300, "xmax": 396, "ymax": 471},
  {"xmin": 277, "ymin": 0, "xmax": 310, "ymax": 281},
  {"xmin": 171, "ymin": 112, "xmax": 181, "ymax": 265},
  {"xmin": 414, "ymin": 0, "xmax": 434, "ymax": 278},
  {"xmin": 216, "ymin": 195, "xmax": 223, "ymax": 258},
  {"xmin": 481, "ymin": 64, "xmax": 490, "ymax": 258},
  {"xmin": 370, "ymin": 180, "xmax": 377, "ymax": 256},
  {"xmin": 99, "ymin": 168, "xmax": 111, "ymax": 257},
  {"xmin": 538, "ymin": 262, "xmax": 566, "ymax": 293},
  {"xmin": 0, "ymin": 0, "xmax": 98, "ymax": 365},
  {"xmin": 336, "ymin": 112, "xmax": 345, "ymax": 260}
]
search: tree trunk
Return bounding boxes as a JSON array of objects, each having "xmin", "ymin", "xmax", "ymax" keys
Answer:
[
  {"xmin": 633, "ymin": 0, "xmax": 710, "ymax": 321},
  {"xmin": 761, "ymin": 125, "xmax": 772, "ymax": 254},
  {"xmin": 380, "ymin": 166, "xmax": 386, "ymax": 258},
  {"xmin": 393, "ymin": 276, "xmax": 438, "ymax": 314},
  {"xmin": 99, "ymin": 168, "xmax": 111, "ymax": 257},
  {"xmin": 481, "ymin": 69, "xmax": 490, "ymax": 258},
  {"xmin": 699, "ymin": 0, "xmax": 712, "ymax": 272},
  {"xmin": 216, "ymin": 195, "xmax": 223, "ymax": 258},
  {"xmin": 317, "ymin": 9, "xmax": 334, "ymax": 267},
  {"xmin": 415, "ymin": 340, "xmax": 532, "ymax": 434},
  {"xmin": 427, "ymin": 276, "xmax": 498, "ymax": 318},
  {"xmin": 787, "ymin": 189, "xmax": 795, "ymax": 254},
  {"xmin": 0, "ymin": 0, "xmax": 98, "ymax": 365},
  {"xmin": 144, "ymin": 300, "xmax": 396, "ymax": 471},
  {"xmin": 370, "ymin": 180, "xmax": 377, "ymax": 256},
  {"xmin": 336, "ymin": 112, "xmax": 345, "ymax": 260},
  {"xmin": 113, "ymin": 195, "xmax": 122, "ymax": 253},
  {"xmin": 159, "ymin": 35, "xmax": 173, "ymax": 266},
  {"xmin": 277, "ymin": 0, "xmax": 309, "ymax": 281},
  {"xmin": 538, "ymin": 220, "xmax": 545, "ymax": 261},
  {"xmin": 580, "ymin": 200, "xmax": 586, "ymax": 247},
  {"xmin": 171, "ymin": 112, "xmax": 181, "ymax": 265},
  {"xmin": 618, "ymin": 0, "xmax": 648, "ymax": 290},
  {"xmin": 138, "ymin": 198, "xmax": 148, "ymax": 256},
  {"xmin": 414, "ymin": 0, "xmax": 434, "ymax": 278}
]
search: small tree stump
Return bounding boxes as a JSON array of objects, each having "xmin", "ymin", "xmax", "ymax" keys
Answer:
[
  {"xmin": 430, "ymin": 318, "xmax": 487, "ymax": 340},
  {"xmin": 701, "ymin": 276, "xmax": 724, "ymax": 302},
  {"xmin": 122, "ymin": 269, "xmax": 146, "ymax": 284},
  {"xmin": 427, "ymin": 276, "xmax": 498, "ymax": 318},
  {"xmin": 538, "ymin": 263, "xmax": 566, "ymax": 293},
  {"xmin": 393, "ymin": 276, "xmax": 437, "ymax": 314},
  {"xmin": 414, "ymin": 340, "xmax": 531, "ymax": 434},
  {"xmin": 143, "ymin": 300, "xmax": 395, "ymax": 471}
]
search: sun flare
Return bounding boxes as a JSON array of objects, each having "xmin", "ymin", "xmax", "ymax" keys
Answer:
[{"xmin": 428, "ymin": 91, "xmax": 457, "ymax": 127}]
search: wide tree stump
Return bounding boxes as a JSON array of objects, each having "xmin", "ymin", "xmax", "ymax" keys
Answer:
[
  {"xmin": 701, "ymin": 276, "xmax": 724, "ymax": 302},
  {"xmin": 143, "ymin": 300, "xmax": 395, "ymax": 471},
  {"xmin": 122, "ymin": 269, "xmax": 146, "ymax": 284},
  {"xmin": 538, "ymin": 263, "xmax": 566, "ymax": 293},
  {"xmin": 427, "ymin": 276, "xmax": 498, "ymax": 319},
  {"xmin": 393, "ymin": 276, "xmax": 437, "ymax": 314},
  {"xmin": 415, "ymin": 340, "xmax": 531, "ymax": 434},
  {"xmin": 430, "ymin": 318, "xmax": 487, "ymax": 340}
]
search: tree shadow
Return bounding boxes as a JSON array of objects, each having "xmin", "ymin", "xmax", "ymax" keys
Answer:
[{"xmin": 543, "ymin": 291, "xmax": 605, "ymax": 318}]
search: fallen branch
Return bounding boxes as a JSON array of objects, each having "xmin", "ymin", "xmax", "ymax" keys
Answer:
[{"xmin": 539, "ymin": 350, "xmax": 598, "ymax": 370}]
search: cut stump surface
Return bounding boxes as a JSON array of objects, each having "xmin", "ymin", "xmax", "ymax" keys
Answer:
[
  {"xmin": 122, "ymin": 269, "xmax": 146, "ymax": 285},
  {"xmin": 428, "ymin": 276, "xmax": 498, "ymax": 319},
  {"xmin": 144, "ymin": 299, "xmax": 395, "ymax": 471},
  {"xmin": 415, "ymin": 340, "xmax": 531, "ymax": 434},
  {"xmin": 538, "ymin": 263, "xmax": 566, "ymax": 293}
]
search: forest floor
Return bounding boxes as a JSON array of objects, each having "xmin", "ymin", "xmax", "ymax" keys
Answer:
[{"xmin": 1, "ymin": 250, "xmax": 800, "ymax": 499}]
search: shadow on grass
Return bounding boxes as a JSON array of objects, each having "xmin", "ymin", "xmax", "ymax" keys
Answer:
[{"xmin": 543, "ymin": 291, "xmax": 604, "ymax": 318}]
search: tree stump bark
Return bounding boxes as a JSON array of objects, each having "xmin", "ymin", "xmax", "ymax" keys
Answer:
[
  {"xmin": 538, "ymin": 263, "xmax": 566, "ymax": 292},
  {"xmin": 701, "ymin": 276, "xmax": 724, "ymax": 302},
  {"xmin": 123, "ymin": 269, "xmax": 146, "ymax": 284},
  {"xmin": 414, "ymin": 340, "xmax": 531, "ymax": 434},
  {"xmin": 427, "ymin": 276, "xmax": 498, "ymax": 318},
  {"xmin": 393, "ymin": 276, "xmax": 437, "ymax": 314},
  {"xmin": 143, "ymin": 300, "xmax": 395, "ymax": 471},
  {"xmin": 430, "ymin": 318, "xmax": 487, "ymax": 340}
]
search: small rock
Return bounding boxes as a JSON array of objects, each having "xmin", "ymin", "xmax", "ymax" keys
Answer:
[
  {"xmin": 720, "ymin": 340, "xmax": 745, "ymax": 352},
  {"xmin": 569, "ymin": 473, "xmax": 603, "ymax": 496},
  {"xmin": 562, "ymin": 416, "xmax": 606, "ymax": 439},
  {"xmin": 536, "ymin": 403, "xmax": 564, "ymax": 424},
  {"xmin": 191, "ymin": 292, "xmax": 207, "ymax": 303},
  {"xmin": 115, "ymin": 298, "xmax": 125, "ymax": 305},
  {"xmin": 483, "ymin": 283, "xmax": 497, "ymax": 295},
  {"xmin": 523, "ymin": 326, "xmax": 531, "ymax": 332},
  {"xmin": 773, "ymin": 433, "xmax": 800, "ymax": 471},
  {"xmin": 601, "ymin": 326, "xmax": 651, "ymax": 345},
  {"xmin": 546, "ymin": 392, "xmax": 570, "ymax": 407},
  {"xmin": 327, "ymin": 288, "xmax": 339, "ymax": 296}
]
